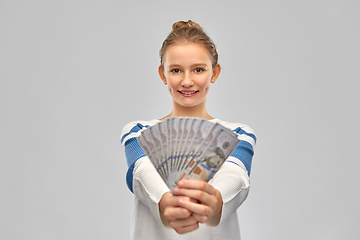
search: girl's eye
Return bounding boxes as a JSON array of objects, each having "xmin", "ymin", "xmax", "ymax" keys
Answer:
[
  {"xmin": 171, "ymin": 69, "xmax": 180, "ymax": 73},
  {"xmin": 194, "ymin": 68, "xmax": 204, "ymax": 73}
]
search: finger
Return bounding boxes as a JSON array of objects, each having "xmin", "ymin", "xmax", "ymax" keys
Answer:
[
  {"xmin": 173, "ymin": 221, "xmax": 199, "ymax": 235},
  {"xmin": 169, "ymin": 215, "xmax": 198, "ymax": 230},
  {"xmin": 167, "ymin": 195, "xmax": 192, "ymax": 207},
  {"xmin": 192, "ymin": 213, "xmax": 208, "ymax": 224},
  {"xmin": 174, "ymin": 187, "xmax": 214, "ymax": 206},
  {"xmin": 163, "ymin": 206, "xmax": 192, "ymax": 221},
  {"xmin": 177, "ymin": 179, "xmax": 217, "ymax": 195},
  {"xmin": 172, "ymin": 191, "xmax": 199, "ymax": 204},
  {"xmin": 178, "ymin": 198, "xmax": 211, "ymax": 217}
]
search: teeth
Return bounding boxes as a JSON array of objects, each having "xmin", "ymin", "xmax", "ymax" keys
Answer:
[{"xmin": 180, "ymin": 91, "xmax": 196, "ymax": 95}]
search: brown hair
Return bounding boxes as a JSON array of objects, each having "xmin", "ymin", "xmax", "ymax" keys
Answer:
[{"xmin": 159, "ymin": 20, "xmax": 218, "ymax": 70}]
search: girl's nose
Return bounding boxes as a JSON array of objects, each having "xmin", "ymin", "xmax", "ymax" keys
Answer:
[{"xmin": 181, "ymin": 73, "xmax": 194, "ymax": 87}]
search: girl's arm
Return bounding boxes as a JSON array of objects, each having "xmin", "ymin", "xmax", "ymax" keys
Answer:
[
  {"xmin": 206, "ymin": 157, "xmax": 251, "ymax": 226},
  {"xmin": 121, "ymin": 121, "xmax": 170, "ymax": 225}
]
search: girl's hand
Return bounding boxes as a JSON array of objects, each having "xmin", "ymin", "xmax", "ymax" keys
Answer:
[
  {"xmin": 159, "ymin": 192, "xmax": 199, "ymax": 234},
  {"xmin": 172, "ymin": 179, "xmax": 223, "ymax": 224}
]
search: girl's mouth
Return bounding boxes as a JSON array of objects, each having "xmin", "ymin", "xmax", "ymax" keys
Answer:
[{"xmin": 178, "ymin": 90, "xmax": 199, "ymax": 96}]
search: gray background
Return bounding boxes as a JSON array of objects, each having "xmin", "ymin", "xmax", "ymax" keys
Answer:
[{"xmin": 1, "ymin": 0, "xmax": 359, "ymax": 239}]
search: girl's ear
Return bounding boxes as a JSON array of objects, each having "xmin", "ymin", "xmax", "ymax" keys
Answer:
[
  {"xmin": 210, "ymin": 64, "xmax": 221, "ymax": 83},
  {"xmin": 158, "ymin": 66, "xmax": 167, "ymax": 85}
]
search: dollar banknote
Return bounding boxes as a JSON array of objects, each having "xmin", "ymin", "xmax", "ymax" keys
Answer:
[{"xmin": 137, "ymin": 117, "xmax": 240, "ymax": 191}]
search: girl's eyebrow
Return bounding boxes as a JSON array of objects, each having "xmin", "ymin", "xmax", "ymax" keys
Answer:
[
  {"xmin": 168, "ymin": 64, "xmax": 181, "ymax": 68},
  {"xmin": 191, "ymin": 63, "xmax": 207, "ymax": 67},
  {"xmin": 167, "ymin": 63, "xmax": 208, "ymax": 68}
]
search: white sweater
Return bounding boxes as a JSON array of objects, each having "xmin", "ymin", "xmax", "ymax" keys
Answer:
[{"xmin": 120, "ymin": 119, "xmax": 256, "ymax": 240}]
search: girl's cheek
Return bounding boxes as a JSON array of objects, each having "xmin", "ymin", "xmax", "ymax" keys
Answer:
[{"xmin": 167, "ymin": 80, "xmax": 179, "ymax": 89}]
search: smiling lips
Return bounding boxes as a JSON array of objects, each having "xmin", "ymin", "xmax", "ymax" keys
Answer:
[{"xmin": 178, "ymin": 90, "xmax": 199, "ymax": 96}]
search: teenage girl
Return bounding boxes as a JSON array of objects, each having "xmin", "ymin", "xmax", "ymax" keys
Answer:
[{"xmin": 120, "ymin": 20, "xmax": 256, "ymax": 240}]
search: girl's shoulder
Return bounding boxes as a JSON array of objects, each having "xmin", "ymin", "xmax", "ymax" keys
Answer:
[
  {"xmin": 211, "ymin": 119, "xmax": 255, "ymax": 135},
  {"xmin": 211, "ymin": 119, "xmax": 257, "ymax": 145},
  {"xmin": 121, "ymin": 119, "xmax": 160, "ymax": 134},
  {"xmin": 120, "ymin": 119, "xmax": 160, "ymax": 145}
]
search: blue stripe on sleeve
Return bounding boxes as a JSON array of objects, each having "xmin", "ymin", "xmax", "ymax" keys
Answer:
[
  {"xmin": 126, "ymin": 163, "xmax": 135, "ymax": 192},
  {"xmin": 227, "ymin": 160, "xmax": 240, "ymax": 167},
  {"xmin": 124, "ymin": 137, "xmax": 146, "ymax": 193},
  {"xmin": 230, "ymin": 141, "xmax": 254, "ymax": 175},
  {"xmin": 233, "ymin": 127, "xmax": 257, "ymax": 143},
  {"xmin": 124, "ymin": 138, "xmax": 146, "ymax": 166},
  {"xmin": 120, "ymin": 123, "xmax": 149, "ymax": 144}
]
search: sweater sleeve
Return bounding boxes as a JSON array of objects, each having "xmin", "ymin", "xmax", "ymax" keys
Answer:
[
  {"xmin": 120, "ymin": 121, "xmax": 170, "ymax": 225},
  {"xmin": 206, "ymin": 123, "xmax": 256, "ymax": 227}
]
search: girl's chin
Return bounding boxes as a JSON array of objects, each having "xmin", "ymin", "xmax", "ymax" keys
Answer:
[{"xmin": 174, "ymin": 99, "xmax": 205, "ymax": 108}]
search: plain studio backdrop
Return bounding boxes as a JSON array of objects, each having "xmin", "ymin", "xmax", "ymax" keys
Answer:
[{"xmin": 0, "ymin": 0, "xmax": 359, "ymax": 239}]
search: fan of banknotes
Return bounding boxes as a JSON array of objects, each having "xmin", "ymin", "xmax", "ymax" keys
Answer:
[{"xmin": 137, "ymin": 117, "xmax": 240, "ymax": 191}]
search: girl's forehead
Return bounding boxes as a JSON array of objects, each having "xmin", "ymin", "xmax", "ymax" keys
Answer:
[
  {"xmin": 163, "ymin": 42, "xmax": 212, "ymax": 66},
  {"xmin": 166, "ymin": 42, "xmax": 207, "ymax": 52}
]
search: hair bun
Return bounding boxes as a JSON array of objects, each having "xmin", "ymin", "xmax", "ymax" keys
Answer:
[{"xmin": 172, "ymin": 20, "xmax": 203, "ymax": 31}]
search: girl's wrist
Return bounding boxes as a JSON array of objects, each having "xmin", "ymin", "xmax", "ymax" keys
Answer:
[
  {"xmin": 159, "ymin": 192, "xmax": 172, "ymax": 215},
  {"xmin": 214, "ymin": 189, "xmax": 223, "ymax": 216}
]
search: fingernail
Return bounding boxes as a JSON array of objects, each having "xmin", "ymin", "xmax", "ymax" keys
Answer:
[{"xmin": 178, "ymin": 181, "xmax": 184, "ymax": 186}]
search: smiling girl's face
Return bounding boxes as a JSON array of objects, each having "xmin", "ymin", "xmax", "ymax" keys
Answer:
[{"xmin": 159, "ymin": 42, "xmax": 221, "ymax": 116}]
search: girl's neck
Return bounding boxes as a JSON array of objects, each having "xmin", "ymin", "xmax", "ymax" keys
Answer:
[{"xmin": 161, "ymin": 101, "xmax": 214, "ymax": 120}]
